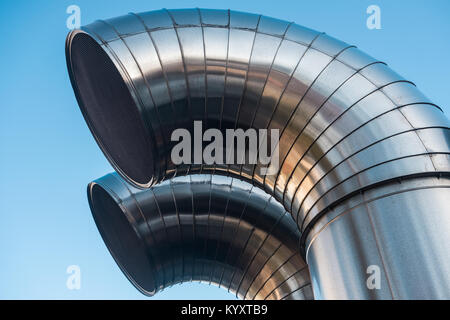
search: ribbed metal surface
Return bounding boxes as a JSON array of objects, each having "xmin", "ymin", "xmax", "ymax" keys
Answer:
[
  {"xmin": 67, "ymin": 8, "xmax": 450, "ymax": 299},
  {"xmin": 89, "ymin": 173, "xmax": 313, "ymax": 299},
  {"xmin": 67, "ymin": 8, "xmax": 450, "ymax": 236}
]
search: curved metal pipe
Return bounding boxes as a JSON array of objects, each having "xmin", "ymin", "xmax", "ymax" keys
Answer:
[
  {"xmin": 67, "ymin": 9, "xmax": 450, "ymax": 299},
  {"xmin": 88, "ymin": 173, "xmax": 313, "ymax": 300}
]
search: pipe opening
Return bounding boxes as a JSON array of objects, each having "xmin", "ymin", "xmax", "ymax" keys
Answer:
[
  {"xmin": 67, "ymin": 32, "xmax": 154, "ymax": 186},
  {"xmin": 89, "ymin": 183, "xmax": 156, "ymax": 295}
]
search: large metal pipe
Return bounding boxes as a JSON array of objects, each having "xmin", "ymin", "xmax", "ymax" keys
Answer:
[
  {"xmin": 88, "ymin": 173, "xmax": 312, "ymax": 299},
  {"xmin": 67, "ymin": 9, "xmax": 450, "ymax": 299}
]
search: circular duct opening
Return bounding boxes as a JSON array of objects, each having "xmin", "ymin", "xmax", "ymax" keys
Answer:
[
  {"xmin": 67, "ymin": 31, "xmax": 154, "ymax": 187},
  {"xmin": 88, "ymin": 183, "xmax": 156, "ymax": 295}
]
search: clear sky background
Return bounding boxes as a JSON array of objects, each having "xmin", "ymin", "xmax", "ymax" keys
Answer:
[{"xmin": 0, "ymin": 0, "xmax": 449, "ymax": 299}]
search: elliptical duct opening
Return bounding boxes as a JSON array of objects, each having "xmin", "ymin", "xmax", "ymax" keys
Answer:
[
  {"xmin": 89, "ymin": 183, "xmax": 156, "ymax": 295},
  {"xmin": 67, "ymin": 31, "xmax": 154, "ymax": 186}
]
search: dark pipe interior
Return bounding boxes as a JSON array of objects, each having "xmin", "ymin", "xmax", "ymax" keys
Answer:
[
  {"xmin": 89, "ymin": 183, "xmax": 156, "ymax": 294},
  {"xmin": 68, "ymin": 32, "xmax": 154, "ymax": 186}
]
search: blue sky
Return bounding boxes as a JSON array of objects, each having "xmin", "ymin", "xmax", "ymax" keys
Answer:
[{"xmin": 0, "ymin": 0, "xmax": 449, "ymax": 299}]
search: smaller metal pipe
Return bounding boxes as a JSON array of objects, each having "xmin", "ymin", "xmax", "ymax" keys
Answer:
[{"xmin": 88, "ymin": 173, "xmax": 313, "ymax": 299}]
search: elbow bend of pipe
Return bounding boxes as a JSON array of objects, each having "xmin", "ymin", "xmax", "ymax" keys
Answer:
[
  {"xmin": 66, "ymin": 9, "xmax": 450, "ymax": 249},
  {"xmin": 68, "ymin": 9, "xmax": 450, "ymax": 299},
  {"xmin": 88, "ymin": 172, "xmax": 313, "ymax": 299}
]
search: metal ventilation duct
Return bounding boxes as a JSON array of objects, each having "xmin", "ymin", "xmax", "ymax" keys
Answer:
[
  {"xmin": 88, "ymin": 173, "xmax": 312, "ymax": 299},
  {"xmin": 67, "ymin": 9, "xmax": 450, "ymax": 299}
]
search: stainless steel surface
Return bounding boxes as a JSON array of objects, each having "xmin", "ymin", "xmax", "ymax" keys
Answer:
[
  {"xmin": 305, "ymin": 176, "xmax": 450, "ymax": 299},
  {"xmin": 88, "ymin": 173, "xmax": 313, "ymax": 299},
  {"xmin": 67, "ymin": 8, "xmax": 450, "ymax": 299}
]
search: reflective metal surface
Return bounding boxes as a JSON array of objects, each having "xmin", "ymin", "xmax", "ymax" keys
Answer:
[
  {"xmin": 67, "ymin": 8, "xmax": 450, "ymax": 299},
  {"xmin": 305, "ymin": 176, "xmax": 450, "ymax": 299},
  {"xmin": 89, "ymin": 173, "xmax": 313, "ymax": 299}
]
